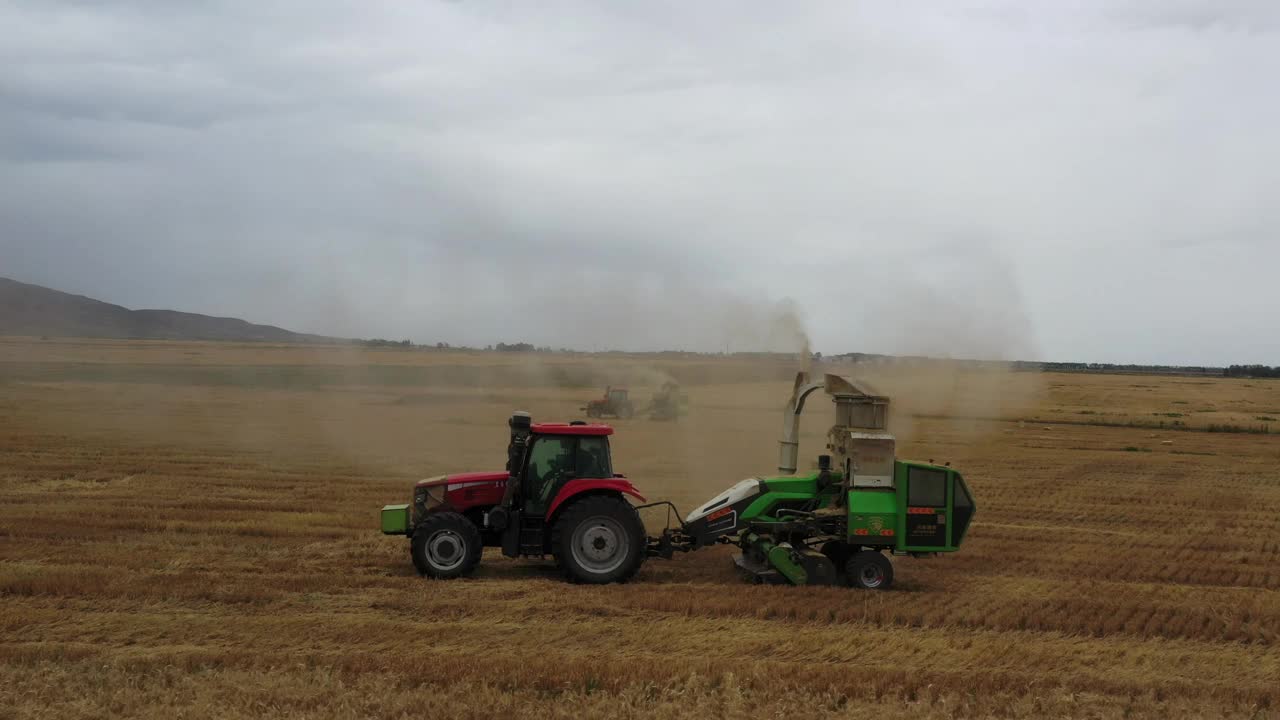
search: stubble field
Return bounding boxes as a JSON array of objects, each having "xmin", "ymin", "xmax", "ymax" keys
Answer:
[{"xmin": 1, "ymin": 338, "xmax": 1277, "ymax": 719}]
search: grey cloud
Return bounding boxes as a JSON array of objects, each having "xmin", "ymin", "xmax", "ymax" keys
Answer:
[{"xmin": 1, "ymin": 1, "xmax": 1278, "ymax": 364}]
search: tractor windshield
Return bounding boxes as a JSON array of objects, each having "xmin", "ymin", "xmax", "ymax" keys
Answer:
[
  {"xmin": 526, "ymin": 436, "xmax": 574, "ymax": 513},
  {"xmin": 608, "ymin": 389, "xmax": 628, "ymax": 402},
  {"xmin": 525, "ymin": 435, "xmax": 613, "ymax": 514}
]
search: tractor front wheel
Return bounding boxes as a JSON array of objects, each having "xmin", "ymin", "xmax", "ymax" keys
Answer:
[
  {"xmin": 553, "ymin": 496, "xmax": 645, "ymax": 584},
  {"xmin": 845, "ymin": 550, "xmax": 893, "ymax": 590},
  {"xmin": 411, "ymin": 512, "xmax": 483, "ymax": 579}
]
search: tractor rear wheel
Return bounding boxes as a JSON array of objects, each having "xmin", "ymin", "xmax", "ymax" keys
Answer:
[
  {"xmin": 553, "ymin": 496, "xmax": 645, "ymax": 584},
  {"xmin": 845, "ymin": 550, "xmax": 893, "ymax": 590},
  {"xmin": 411, "ymin": 512, "xmax": 482, "ymax": 579}
]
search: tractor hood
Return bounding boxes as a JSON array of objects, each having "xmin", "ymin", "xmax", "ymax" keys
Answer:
[{"xmin": 415, "ymin": 471, "xmax": 508, "ymax": 489}]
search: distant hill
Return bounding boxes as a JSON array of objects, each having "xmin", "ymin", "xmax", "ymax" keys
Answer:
[{"xmin": 0, "ymin": 276, "xmax": 341, "ymax": 343}]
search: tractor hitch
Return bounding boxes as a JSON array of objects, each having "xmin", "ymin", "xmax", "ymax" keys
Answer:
[
  {"xmin": 646, "ymin": 528, "xmax": 691, "ymax": 559},
  {"xmin": 636, "ymin": 500, "xmax": 697, "ymax": 558},
  {"xmin": 635, "ymin": 500, "xmax": 734, "ymax": 558},
  {"xmin": 645, "ymin": 527, "xmax": 733, "ymax": 559}
]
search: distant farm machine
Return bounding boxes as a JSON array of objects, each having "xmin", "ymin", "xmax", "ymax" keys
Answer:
[
  {"xmin": 381, "ymin": 372, "xmax": 975, "ymax": 588},
  {"xmin": 582, "ymin": 386, "xmax": 634, "ymax": 419},
  {"xmin": 581, "ymin": 383, "xmax": 685, "ymax": 421},
  {"xmin": 644, "ymin": 381, "xmax": 686, "ymax": 421}
]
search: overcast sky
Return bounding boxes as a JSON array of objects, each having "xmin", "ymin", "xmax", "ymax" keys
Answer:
[{"xmin": 2, "ymin": 1, "xmax": 1277, "ymax": 365}]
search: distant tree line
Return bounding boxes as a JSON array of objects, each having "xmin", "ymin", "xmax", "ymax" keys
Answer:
[
  {"xmin": 358, "ymin": 339, "xmax": 566, "ymax": 353},
  {"xmin": 350, "ymin": 341, "xmax": 1274, "ymax": 378},
  {"xmin": 1225, "ymin": 365, "xmax": 1280, "ymax": 378},
  {"xmin": 832, "ymin": 354, "xmax": 1247, "ymax": 378},
  {"xmin": 1021, "ymin": 361, "xmax": 1224, "ymax": 376},
  {"xmin": 360, "ymin": 338, "xmax": 461, "ymax": 350}
]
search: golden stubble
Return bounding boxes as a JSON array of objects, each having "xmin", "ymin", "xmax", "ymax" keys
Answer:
[{"xmin": 1, "ymin": 338, "xmax": 1277, "ymax": 719}]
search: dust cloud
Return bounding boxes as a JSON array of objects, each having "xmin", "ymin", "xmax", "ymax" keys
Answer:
[
  {"xmin": 818, "ymin": 237, "xmax": 1046, "ymax": 444},
  {"xmin": 270, "ymin": 237, "xmax": 1038, "ymax": 481},
  {"xmin": 7, "ymin": 234, "xmax": 1041, "ymax": 492}
]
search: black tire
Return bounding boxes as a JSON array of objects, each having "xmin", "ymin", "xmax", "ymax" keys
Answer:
[
  {"xmin": 820, "ymin": 540, "xmax": 850, "ymax": 570},
  {"xmin": 552, "ymin": 495, "xmax": 645, "ymax": 584},
  {"xmin": 845, "ymin": 550, "xmax": 893, "ymax": 590},
  {"xmin": 620, "ymin": 403, "xmax": 634, "ymax": 419},
  {"xmin": 411, "ymin": 512, "xmax": 483, "ymax": 579}
]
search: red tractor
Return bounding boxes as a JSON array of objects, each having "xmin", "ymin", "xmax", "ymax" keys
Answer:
[
  {"xmin": 582, "ymin": 386, "xmax": 634, "ymax": 419},
  {"xmin": 380, "ymin": 412, "xmax": 648, "ymax": 583}
]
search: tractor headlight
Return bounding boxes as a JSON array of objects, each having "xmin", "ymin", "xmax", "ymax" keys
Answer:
[
  {"xmin": 413, "ymin": 486, "xmax": 446, "ymax": 519},
  {"xmin": 413, "ymin": 489, "xmax": 428, "ymax": 520}
]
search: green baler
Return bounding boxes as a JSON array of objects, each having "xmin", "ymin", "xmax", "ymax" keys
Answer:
[{"xmin": 646, "ymin": 373, "xmax": 976, "ymax": 589}]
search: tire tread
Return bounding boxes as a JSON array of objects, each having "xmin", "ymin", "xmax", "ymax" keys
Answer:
[
  {"xmin": 551, "ymin": 495, "xmax": 645, "ymax": 584},
  {"xmin": 411, "ymin": 511, "xmax": 483, "ymax": 579}
]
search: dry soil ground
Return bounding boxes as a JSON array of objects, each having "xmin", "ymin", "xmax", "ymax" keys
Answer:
[{"xmin": 1, "ymin": 339, "xmax": 1277, "ymax": 719}]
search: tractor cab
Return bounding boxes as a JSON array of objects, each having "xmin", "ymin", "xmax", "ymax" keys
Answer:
[{"xmin": 515, "ymin": 422, "xmax": 615, "ymax": 516}]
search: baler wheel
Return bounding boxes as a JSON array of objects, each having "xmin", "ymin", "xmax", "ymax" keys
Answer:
[
  {"xmin": 411, "ymin": 512, "xmax": 483, "ymax": 579},
  {"xmin": 820, "ymin": 540, "xmax": 850, "ymax": 570},
  {"xmin": 845, "ymin": 550, "xmax": 893, "ymax": 590}
]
